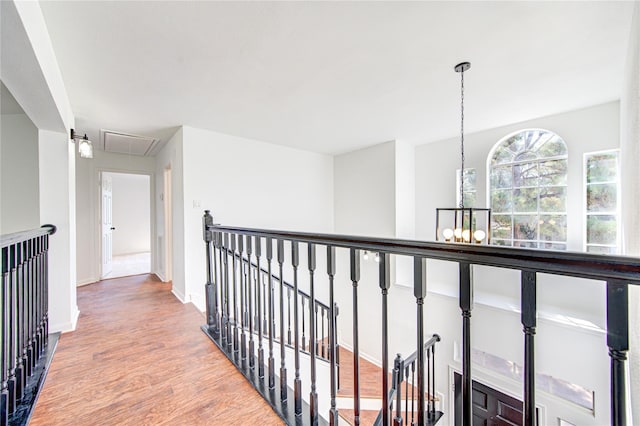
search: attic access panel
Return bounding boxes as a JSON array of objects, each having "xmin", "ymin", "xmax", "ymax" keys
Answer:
[{"xmin": 101, "ymin": 130, "xmax": 159, "ymax": 156}]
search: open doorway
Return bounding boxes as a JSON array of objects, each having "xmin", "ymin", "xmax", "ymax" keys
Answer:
[{"xmin": 100, "ymin": 171, "xmax": 151, "ymax": 279}]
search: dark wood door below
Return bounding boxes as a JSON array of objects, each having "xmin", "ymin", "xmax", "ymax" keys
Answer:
[{"xmin": 454, "ymin": 372, "xmax": 532, "ymax": 426}]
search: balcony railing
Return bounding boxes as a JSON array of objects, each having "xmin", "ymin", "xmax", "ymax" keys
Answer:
[
  {"xmin": 1, "ymin": 225, "xmax": 57, "ymax": 426},
  {"xmin": 201, "ymin": 210, "xmax": 640, "ymax": 426}
]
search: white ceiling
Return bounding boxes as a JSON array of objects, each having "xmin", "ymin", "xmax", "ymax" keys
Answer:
[{"xmin": 39, "ymin": 1, "xmax": 634, "ymax": 155}]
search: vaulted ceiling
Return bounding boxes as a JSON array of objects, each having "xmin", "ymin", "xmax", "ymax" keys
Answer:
[{"xmin": 39, "ymin": 1, "xmax": 634, "ymax": 155}]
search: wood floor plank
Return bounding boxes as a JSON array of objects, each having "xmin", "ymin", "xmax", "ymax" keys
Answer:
[{"xmin": 29, "ymin": 274, "xmax": 284, "ymax": 425}]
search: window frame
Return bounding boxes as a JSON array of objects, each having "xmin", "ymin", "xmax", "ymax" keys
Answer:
[
  {"xmin": 583, "ymin": 149, "xmax": 620, "ymax": 254},
  {"xmin": 486, "ymin": 128, "xmax": 568, "ymax": 250}
]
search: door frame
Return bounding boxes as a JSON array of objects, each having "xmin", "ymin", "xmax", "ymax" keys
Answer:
[
  {"xmin": 163, "ymin": 165, "xmax": 172, "ymax": 282},
  {"xmin": 448, "ymin": 365, "xmax": 546, "ymax": 426},
  {"xmin": 96, "ymin": 168, "xmax": 155, "ymax": 280}
]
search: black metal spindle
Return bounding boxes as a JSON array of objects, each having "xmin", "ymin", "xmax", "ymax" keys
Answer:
[
  {"xmin": 301, "ymin": 297, "xmax": 306, "ymax": 351},
  {"xmin": 426, "ymin": 345, "xmax": 431, "ymax": 418},
  {"xmin": 321, "ymin": 307, "xmax": 326, "ymax": 359},
  {"xmin": 287, "ymin": 287, "xmax": 292, "ymax": 345},
  {"xmin": 292, "ymin": 241, "xmax": 302, "ymax": 416},
  {"xmin": 255, "ymin": 236, "xmax": 264, "ymax": 378},
  {"xmin": 7, "ymin": 243, "xmax": 17, "ymax": 413},
  {"xmin": 327, "ymin": 245, "xmax": 339, "ymax": 426},
  {"xmin": 379, "ymin": 252, "xmax": 391, "ymax": 426},
  {"xmin": 350, "ymin": 248, "xmax": 361, "ymax": 425},
  {"xmin": 1, "ymin": 246, "xmax": 9, "ymax": 425},
  {"xmin": 431, "ymin": 343, "xmax": 437, "ymax": 419},
  {"xmin": 15, "ymin": 241, "xmax": 24, "ymax": 401},
  {"xmin": 230, "ymin": 234, "xmax": 239, "ymax": 361},
  {"xmin": 521, "ymin": 270, "xmax": 537, "ymax": 426},
  {"xmin": 414, "ymin": 257, "xmax": 426, "ymax": 426},
  {"xmin": 314, "ymin": 303, "xmax": 318, "ymax": 356},
  {"xmin": 459, "ymin": 262, "xmax": 473, "ymax": 426},
  {"xmin": 239, "ymin": 236, "xmax": 247, "ymax": 367},
  {"xmin": 222, "ymin": 233, "xmax": 230, "ymax": 347},
  {"xmin": 404, "ymin": 366, "xmax": 409, "ymax": 422},
  {"xmin": 411, "ymin": 361, "xmax": 415, "ymax": 426},
  {"xmin": 308, "ymin": 243, "xmax": 318, "ymax": 424},
  {"xmin": 277, "ymin": 239, "xmax": 287, "ymax": 403},
  {"xmin": 393, "ymin": 354, "xmax": 403, "ymax": 426},
  {"xmin": 247, "ymin": 236, "xmax": 255, "ymax": 370},
  {"xmin": 266, "ymin": 238, "xmax": 275, "ymax": 390},
  {"xmin": 607, "ymin": 280, "xmax": 629, "ymax": 426}
]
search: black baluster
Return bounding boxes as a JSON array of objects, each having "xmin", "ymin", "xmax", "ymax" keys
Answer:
[
  {"xmin": 231, "ymin": 235, "xmax": 239, "ymax": 362},
  {"xmin": 255, "ymin": 236, "xmax": 265, "ymax": 379},
  {"xmin": 393, "ymin": 354, "xmax": 403, "ymax": 426},
  {"xmin": 287, "ymin": 287, "xmax": 292, "ymax": 345},
  {"xmin": 7, "ymin": 243, "xmax": 17, "ymax": 413},
  {"xmin": 246, "ymin": 236, "xmax": 255, "ymax": 370},
  {"xmin": 2, "ymin": 246, "xmax": 9, "ymax": 425},
  {"xmin": 15, "ymin": 241, "xmax": 24, "ymax": 401},
  {"xmin": 351, "ymin": 248, "xmax": 361, "ymax": 425},
  {"xmin": 426, "ymin": 346, "xmax": 431, "ymax": 418},
  {"xmin": 308, "ymin": 243, "xmax": 318, "ymax": 425},
  {"xmin": 301, "ymin": 297, "xmax": 306, "ymax": 351},
  {"xmin": 379, "ymin": 252, "xmax": 391, "ymax": 426},
  {"xmin": 263, "ymin": 274, "xmax": 268, "ymax": 333},
  {"xmin": 239, "ymin": 236, "xmax": 247, "ymax": 367},
  {"xmin": 607, "ymin": 280, "xmax": 629, "ymax": 426},
  {"xmin": 327, "ymin": 246, "xmax": 339, "ymax": 426},
  {"xmin": 217, "ymin": 232, "xmax": 225, "ymax": 337},
  {"xmin": 521, "ymin": 270, "xmax": 536, "ymax": 426},
  {"xmin": 405, "ymin": 366, "xmax": 409, "ymax": 423},
  {"xmin": 222, "ymin": 233, "xmax": 230, "ymax": 347},
  {"xmin": 314, "ymin": 304, "xmax": 319, "ymax": 356},
  {"xmin": 25, "ymin": 240, "xmax": 34, "ymax": 375},
  {"xmin": 411, "ymin": 361, "xmax": 415, "ymax": 426},
  {"xmin": 414, "ymin": 257, "xmax": 426, "ymax": 426},
  {"xmin": 431, "ymin": 340, "xmax": 439, "ymax": 419},
  {"xmin": 459, "ymin": 262, "xmax": 473, "ymax": 426},
  {"xmin": 292, "ymin": 242, "xmax": 302, "ymax": 416},
  {"xmin": 266, "ymin": 238, "xmax": 275, "ymax": 390},
  {"xmin": 321, "ymin": 307, "xmax": 326, "ymax": 359},
  {"xmin": 277, "ymin": 240, "xmax": 287, "ymax": 403}
]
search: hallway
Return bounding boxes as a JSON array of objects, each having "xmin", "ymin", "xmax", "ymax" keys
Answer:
[{"xmin": 30, "ymin": 274, "xmax": 283, "ymax": 425}]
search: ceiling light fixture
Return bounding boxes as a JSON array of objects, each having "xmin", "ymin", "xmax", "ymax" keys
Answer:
[
  {"xmin": 435, "ymin": 62, "xmax": 491, "ymax": 244},
  {"xmin": 70, "ymin": 129, "xmax": 93, "ymax": 159}
]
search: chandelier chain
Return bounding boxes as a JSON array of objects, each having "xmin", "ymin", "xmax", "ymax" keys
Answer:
[{"xmin": 459, "ymin": 69, "xmax": 465, "ymax": 209}]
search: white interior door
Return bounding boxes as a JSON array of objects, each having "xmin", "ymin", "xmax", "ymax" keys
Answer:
[{"xmin": 101, "ymin": 174, "xmax": 114, "ymax": 277}]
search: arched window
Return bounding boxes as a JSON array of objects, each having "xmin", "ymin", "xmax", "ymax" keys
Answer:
[{"xmin": 488, "ymin": 129, "xmax": 568, "ymax": 250}]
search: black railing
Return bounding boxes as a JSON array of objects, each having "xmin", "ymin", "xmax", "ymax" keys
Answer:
[
  {"xmin": 1, "ymin": 225, "xmax": 57, "ymax": 426},
  {"xmin": 201, "ymin": 211, "xmax": 640, "ymax": 426},
  {"xmin": 374, "ymin": 334, "xmax": 442, "ymax": 426}
]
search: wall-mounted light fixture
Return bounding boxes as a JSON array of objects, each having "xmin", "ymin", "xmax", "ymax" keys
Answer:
[{"xmin": 70, "ymin": 129, "xmax": 93, "ymax": 158}]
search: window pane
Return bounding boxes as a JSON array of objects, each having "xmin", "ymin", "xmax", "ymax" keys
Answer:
[
  {"xmin": 514, "ymin": 215, "xmax": 538, "ymax": 240},
  {"xmin": 492, "ymin": 148, "xmax": 514, "ymax": 165},
  {"xmin": 539, "ymin": 242, "xmax": 567, "ymax": 250},
  {"xmin": 491, "ymin": 190, "xmax": 512, "ymax": 213},
  {"xmin": 490, "ymin": 166, "xmax": 512, "ymax": 188},
  {"xmin": 513, "ymin": 163, "xmax": 538, "ymax": 187},
  {"xmin": 587, "ymin": 215, "xmax": 617, "ymax": 245},
  {"xmin": 462, "ymin": 191, "xmax": 476, "ymax": 208},
  {"xmin": 539, "ymin": 214, "xmax": 566, "ymax": 242},
  {"xmin": 537, "ymin": 136, "xmax": 567, "ymax": 157},
  {"xmin": 491, "ymin": 214, "xmax": 512, "ymax": 239},
  {"xmin": 587, "ymin": 183, "xmax": 617, "ymax": 212},
  {"xmin": 539, "ymin": 186, "xmax": 566, "ymax": 212},
  {"xmin": 539, "ymin": 160, "xmax": 567, "ymax": 186},
  {"xmin": 492, "ymin": 238, "xmax": 512, "ymax": 246},
  {"xmin": 514, "ymin": 240, "xmax": 538, "ymax": 248},
  {"xmin": 587, "ymin": 154, "xmax": 617, "ymax": 183},
  {"xmin": 462, "ymin": 169, "xmax": 476, "ymax": 191},
  {"xmin": 514, "ymin": 188, "xmax": 538, "ymax": 212}
]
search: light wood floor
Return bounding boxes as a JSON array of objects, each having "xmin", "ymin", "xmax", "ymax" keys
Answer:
[{"xmin": 30, "ymin": 274, "xmax": 284, "ymax": 425}]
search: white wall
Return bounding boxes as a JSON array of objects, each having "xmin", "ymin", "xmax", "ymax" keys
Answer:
[
  {"xmin": 0, "ymin": 113, "xmax": 39, "ymax": 233},
  {"xmin": 75, "ymin": 150, "xmax": 156, "ymax": 285},
  {"xmin": 620, "ymin": 2, "xmax": 640, "ymax": 421},
  {"xmin": 105, "ymin": 172, "xmax": 151, "ymax": 256},
  {"xmin": 155, "ymin": 128, "xmax": 185, "ymax": 299},
  {"xmin": 39, "ymin": 130, "xmax": 78, "ymax": 333},
  {"xmin": 174, "ymin": 126, "xmax": 334, "ymax": 311}
]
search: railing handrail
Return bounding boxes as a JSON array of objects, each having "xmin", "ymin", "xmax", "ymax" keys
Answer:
[
  {"xmin": 208, "ymin": 224, "xmax": 640, "ymax": 284},
  {"xmin": 1, "ymin": 224, "xmax": 57, "ymax": 249},
  {"xmin": 403, "ymin": 333, "xmax": 440, "ymax": 367}
]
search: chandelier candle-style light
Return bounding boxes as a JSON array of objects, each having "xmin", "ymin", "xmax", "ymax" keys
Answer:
[{"xmin": 435, "ymin": 62, "xmax": 491, "ymax": 244}]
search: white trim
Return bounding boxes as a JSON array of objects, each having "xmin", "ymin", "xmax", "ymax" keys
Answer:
[
  {"xmin": 171, "ymin": 287, "xmax": 187, "ymax": 303},
  {"xmin": 50, "ymin": 305, "xmax": 80, "ymax": 333}
]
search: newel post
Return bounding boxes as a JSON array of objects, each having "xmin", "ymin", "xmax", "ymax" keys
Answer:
[{"xmin": 203, "ymin": 210, "xmax": 217, "ymax": 335}]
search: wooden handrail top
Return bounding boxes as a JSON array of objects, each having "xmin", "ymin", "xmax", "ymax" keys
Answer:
[
  {"xmin": 1, "ymin": 224, "xmax": 56, "ymax": 248},
  {"xmin": 208, "ymin": 223, "xmax": 640, "ymax": 284}
]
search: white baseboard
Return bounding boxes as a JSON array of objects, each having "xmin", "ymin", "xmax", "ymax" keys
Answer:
[
  {"xmin": 171, "ymin": 287, "xmax": 187, "ymax": 303},
  {"xmin": 189, "ymin": 293, "xmax": 206, "ymax": 312},
  {"xmin": 50, "ymin": 305, "xmax": 80, "ymax": 334}
]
